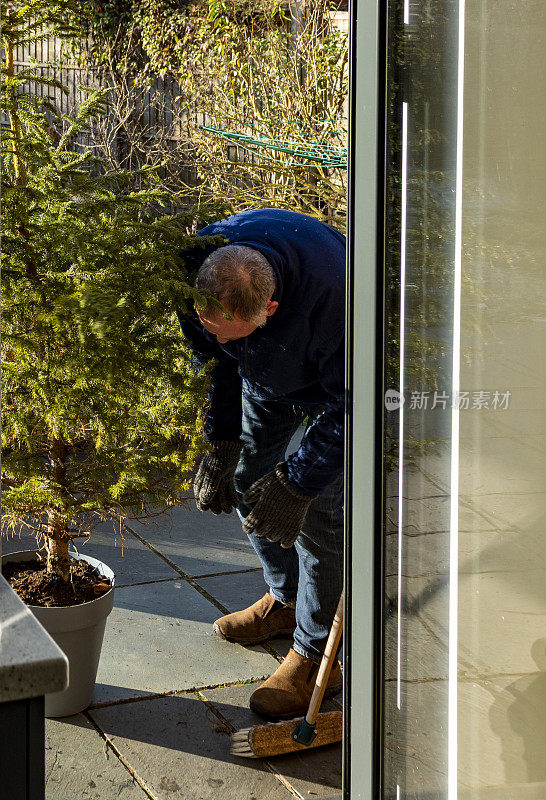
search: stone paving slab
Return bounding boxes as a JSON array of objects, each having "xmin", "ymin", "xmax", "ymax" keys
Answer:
[
  {"xmin": 383, "ymin": 607, "xmax": 448, "ymax": 682},
  {"xmin": 2, "ymin": 531, "xmax": 36, "ymax": 553},
  {"xmin": 383, "ymin": 679, "xmax": 449, "ymax": 798},
  {"xmin": 475, "ymin": 409, "xmax": 546, "ymax": 440},
  {"xmin": 197, "ymin": 571, "xmax": 295, "ymax": 662},
  {"xmin": 458, "ymin": 489, "xmax": 544, "ymax": 533},
  {"xmin": 458, "ymin": 434, "xmax": 546, "ymax": 495},
  {"xmin": 197, "ymin": 570, "xmax": 268, "ymax": 611},
  {"xmin": 385, "ymin": 494, "xmax": 505, "ymax": 535},
  {"xmin": 202, "ymin": 682, "xmax": 342, "ymax": 798},
  {"xmin": 395, "ymin": 565, "xmax": 546, "ymax": 679},
  {"xmin": 2, "ymin": 510, "xmax": 262, "ymax": 582},
  {"xmin": 457, "ymin": 673, "xmax": 546, "ymax": 789},
  {"xmin": 384, "ymin": 523, "xmax": 539, "ymax": 587},
  {"xmin": 384, "ymin": 673, "xmax": 546, "ymax": 797},
  {"xmin": 92, "ymin": 579, "xmax": 279, "ymax": 706},
  {"xmin": 459, "ymin": 668, "xmax": 546, "ymax": 788},
  {"xmin": 44, "ymin": 713, "xmax": 147, "ymax": 800},
  {"xmin": 1, "ymin": 525, "xmax": 180, "ymax": 585},
  {"xmin": 126, "ymin": 508, "xmax": 262, "ymax": 577},
  {"xmin": 78, "ymin": 526, "xmax": 179, "ymax": 586},
  {"xmin": 90, "ymin": 693, "xmax": 292, "ymax": 800}
]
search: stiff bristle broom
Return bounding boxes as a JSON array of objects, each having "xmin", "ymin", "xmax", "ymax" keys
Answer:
[{"xmin": 230, "ymin": 593, "xmax": 343, "ymax": 758}]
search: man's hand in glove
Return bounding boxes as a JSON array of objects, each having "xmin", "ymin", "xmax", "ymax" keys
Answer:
[
  {"xmin": 242, "ymin": 462, "xmax": 317, "ymax": 548},
  {"xmin": 193, "ymin": 441, "xmax": 242, "ymax": 515}
]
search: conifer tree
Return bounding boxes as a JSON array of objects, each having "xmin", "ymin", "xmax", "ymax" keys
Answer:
[{"xmin": 1, "ymin": 0, "xmax": 221, "ymax": 582}]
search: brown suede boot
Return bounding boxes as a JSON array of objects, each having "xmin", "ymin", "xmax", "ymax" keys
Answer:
[
  {"xmin": 213, "ymin": 593, "xmax": 296, "ymax": 645},
  {"xmin": 249, "ymin": 647, "xmax": 342, "ymax": 720}
]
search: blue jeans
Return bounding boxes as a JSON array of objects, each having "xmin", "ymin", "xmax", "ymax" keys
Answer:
[{"xmin": 234, "ymin": 384, "xmax": 344, "ymax": 663}]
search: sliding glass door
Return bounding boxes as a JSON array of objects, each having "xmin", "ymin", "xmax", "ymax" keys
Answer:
[{"xmin": 348, "ymin": 0, "xmax": 545, "ymax": 797}]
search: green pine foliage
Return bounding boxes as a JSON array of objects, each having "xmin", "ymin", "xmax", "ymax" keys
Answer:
[{"xmin": 1, "ymin": 1, "xmax": 221, "ymax": 580}]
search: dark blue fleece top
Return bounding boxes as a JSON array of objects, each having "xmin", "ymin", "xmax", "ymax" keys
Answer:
[{"xmin": 177, "ymin": 208, "xmax": 346, "ymax": 495}]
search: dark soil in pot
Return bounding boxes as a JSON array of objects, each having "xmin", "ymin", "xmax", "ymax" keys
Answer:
[{"xmin": 3, "ymin": 557, "xmax": 112, "ymax": 607}]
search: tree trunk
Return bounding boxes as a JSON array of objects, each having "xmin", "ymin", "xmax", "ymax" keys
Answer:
[
  {"xmin": 45, "ymin": 437, "xmax": 71, "ymax": 582},
  {"xmin": 44, "ymin": 519, "xmax": 71, "ymax": 582}
]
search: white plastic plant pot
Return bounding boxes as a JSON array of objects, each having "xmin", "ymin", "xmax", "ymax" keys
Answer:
[{"xmin": 2, "ymin": 549, "xmax": 115, "ymax": 718}]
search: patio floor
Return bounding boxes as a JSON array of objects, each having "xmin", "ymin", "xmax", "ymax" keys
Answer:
[{"xmin": 4, "ymin": 505, "xmax": 342, "ymax": 800}]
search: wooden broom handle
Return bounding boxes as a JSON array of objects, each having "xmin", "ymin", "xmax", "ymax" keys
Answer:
[{"xmin": 305, "ymin": 592, "xmax": 344, "ymax": 727}]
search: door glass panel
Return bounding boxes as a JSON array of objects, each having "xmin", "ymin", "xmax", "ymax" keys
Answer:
[{"xmin": 381, "ymin": 1, "xmax": 546, "ymax": 798}]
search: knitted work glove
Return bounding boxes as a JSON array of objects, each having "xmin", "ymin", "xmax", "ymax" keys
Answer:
[
  {"xmin": 242, "ymin": 462, "xmax": 317, "ymax": 548},
  {"xmin": 193, "ymin": 441, "xmax": 242, "ymax": 515}
]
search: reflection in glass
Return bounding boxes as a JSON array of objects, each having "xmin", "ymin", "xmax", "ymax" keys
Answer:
[{"xmin": 381, "ymin": 1, "xmax": 546, "ymax": 798}]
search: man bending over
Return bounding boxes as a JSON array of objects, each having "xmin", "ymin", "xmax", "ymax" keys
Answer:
[{"xmin": 178, "ymin": 207, "xmax": 345, "ymax": 720}]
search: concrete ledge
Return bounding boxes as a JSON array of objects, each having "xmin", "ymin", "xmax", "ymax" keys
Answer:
[{"xmin": 0, "ymin": 574, "xmax": 68, "ymax": 703}]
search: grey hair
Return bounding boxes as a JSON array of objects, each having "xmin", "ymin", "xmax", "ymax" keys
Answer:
[{"xmin": 195, "ymin": 245, "xmax": 275, "ymax": 322}]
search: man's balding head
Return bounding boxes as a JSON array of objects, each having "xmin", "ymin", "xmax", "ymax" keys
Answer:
[{"xmin": 195, "ymin": 244, "xmax": 275, "ymax": 324}]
